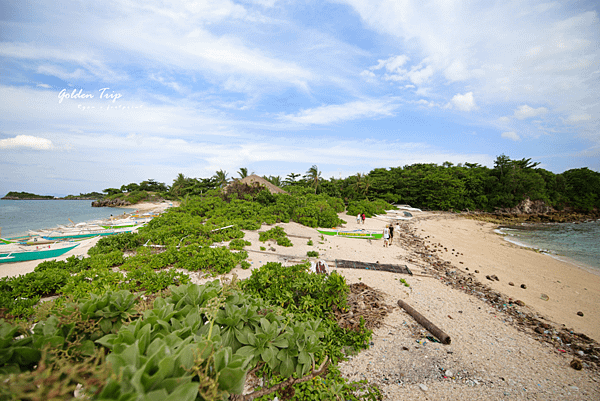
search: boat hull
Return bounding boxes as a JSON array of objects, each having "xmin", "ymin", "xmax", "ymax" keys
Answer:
[
  {"xmin": 0, "ymin": 243, "xmax": 79, "ymax": 264},
  {"xmin": 318, "ymin": 230, "xmax": 383, "ymax": 239}
]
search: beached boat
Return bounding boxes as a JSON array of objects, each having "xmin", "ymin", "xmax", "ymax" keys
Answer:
[
  {"xmin": 41, "ymin": 227, "xmax": 136, "ymax": 240},
  {"xmin": 377, "ymin": 211, "xmax": 413, "ymax": 221},
  {"xmin": 317, "ymin": 229, "xmax": 383, "ymax": 239},
  {"xmin": 0, "ymin": 242, "xmax": 80, "ymax": 264}
]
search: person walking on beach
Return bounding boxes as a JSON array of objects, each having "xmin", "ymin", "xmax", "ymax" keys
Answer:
[
  {"xmin": 389, "ymin": 224, "xmax": 394, "ymax": 245},
  {"xmin": 357, "ymin": 213, "xmax": 361, "ymax": 224},
  {"xmin": 361, "ymin": 213, "xmax": 366, "ymax": 224},
  {"xmin": 383, "ymin": 225, "xmax": 390, "ymax": 247}
]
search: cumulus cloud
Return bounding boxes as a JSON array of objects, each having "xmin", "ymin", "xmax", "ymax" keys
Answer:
[
  {"xmin": 450, "ymin": 92, "xmax": 477, "ymax": 112},
  {"xmin": 501, "ymin": 131, "xmax": 521, "ymax": 141},
  {"xmin": 514, "ymin": 105, "xmax": 548, "ymax": 120},
  {"xmin": 0, "ymin": 135, "xmax": 54, "ymax": 150}
]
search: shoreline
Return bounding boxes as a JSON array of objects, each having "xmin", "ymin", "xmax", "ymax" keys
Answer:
[{"xmin": 411, "ymin": 213, "xmax": 600, "ymax": 341}]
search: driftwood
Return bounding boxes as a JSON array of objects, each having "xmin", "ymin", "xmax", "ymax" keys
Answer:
[
  {"xmin": 231, "ymin": 357, "xmax": 329, "ymax": 401},
  {"xmin": 397, "ymin": 299, "xmax": 451, "ymax": 344}
]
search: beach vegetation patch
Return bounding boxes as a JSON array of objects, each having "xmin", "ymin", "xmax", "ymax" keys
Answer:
[
  {"xmin": 229, "ymin": 238, "xmax": 251, "ymax": 250},
  {"xmin": 259, "ymin": 226, "xmax": 293, "ymax": 247}
]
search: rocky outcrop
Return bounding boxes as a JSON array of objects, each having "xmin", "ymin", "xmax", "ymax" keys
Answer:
[
  {"xmin": 497, "ymin": 198, "xmax": 554, "ymax": 215},
  {"xmin": 91, "ymin": 198, "xmax": 131, "ymax": 207}
]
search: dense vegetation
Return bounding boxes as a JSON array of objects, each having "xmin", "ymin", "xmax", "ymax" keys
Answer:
[
  {"xmin": 0, "ymin": 189, "xmax": 386, "ymax": 400},
  {"xmin": 7, "ymin": 155, "xmax": 598, "ymax": 213},
  {"xmin": 2, "ymin": 191, "xmax": 54, "ymax": 200},
  {"xmin": 96, "ymin": 155, "xmax": 600, "ymax": 213}
]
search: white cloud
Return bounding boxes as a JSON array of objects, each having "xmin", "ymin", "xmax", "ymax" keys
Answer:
[
  {"xmin": 0, "ymin": 135, "xmax": 54, "ymax": 150},
  {"xmin": 450, "ymin": 92, "xmax": 477, "ymax": 112},
  {"xmin": 444, "ymin": 59, "xmax": 471, "ymax": 82},
  {"xmin": 564, "ymin": 113, "xmax": 592, "ymax": 124},
  {"xmin": 36, "ymin": 83, "xmax": 52, "ymax": 89},
  {"xmin": 279, "ymin": 99, "xmax": 399, "ymax": 125},
  {"xmin": 514, "ymin": 105, "xmax": 548, "ymax": 120},
  {"xmin": 371, "ymin": 55, "xmax": 409, "ymax": 72},
  {"xmin": 501, "ymin": 131, "xmax": 521, "ymax": 141},
  {"xmin": 339, "ymin": 1, "xmax": 600, "ymax": 142},
  {"xmin": 407, "ymin": 64, "xmax": 434, "ymax": 85},
  {"xmin": 0, "ymin": 42, "xmax": 124, "ymax": 82}
]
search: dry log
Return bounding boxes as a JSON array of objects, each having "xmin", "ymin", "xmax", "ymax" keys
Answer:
[{"xmin": 397, "ymin": 299, "xmax": 451, "ymax": 344}]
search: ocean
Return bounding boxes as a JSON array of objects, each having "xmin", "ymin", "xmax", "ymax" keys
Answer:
[
  {"xmin": 0, "ymin": 199, "xmax": 136, "ymax": 238},
  {"xmin": 499, "ymin": 220, "xmax": 600, "ymax": 271}
]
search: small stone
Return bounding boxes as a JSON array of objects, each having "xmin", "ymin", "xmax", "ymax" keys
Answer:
[
  {"xmin": 508, "ymin": 282, "xmax": 515, "ymax": 286},
  {"xmin": 520, "ymin": 284, "xmax": 527, "ymax": 289},
  {"xmin": 445, "ymin": 370, "xmax": 453, "ymax": 377},
  {"xmin": 577, "ymin": 311, "xmax": 584, "ymax": 317},
  {"xmin": 418, "ymin": 384, "xmax": 428, "ymax": 392},
  {"xmin": 535, "ymin": 327, "xmax": 544, "ymax": 334},
  {"xmin": 515, "ymin": 300, "xmax": 525, "ymax": 306},
  {"xmin": 474, "ymin": 270, "xmax": 479, "ymax": 273},
  {"xmin": 540, "ymin": 293, "xmax": 549, "ymax": 301}
]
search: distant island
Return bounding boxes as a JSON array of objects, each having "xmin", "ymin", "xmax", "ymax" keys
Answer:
[{"xmin": 1, "ymin": 191, "xmax": 103, "ymax": 200}]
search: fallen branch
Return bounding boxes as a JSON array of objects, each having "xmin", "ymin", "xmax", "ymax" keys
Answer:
[
  {"xmin": 232, "ymin": 357, "xmax": 329, "ymax": 401},
  {"xmin": 397, "ymin": 299, "xmax": 451, "ymax": 344}
]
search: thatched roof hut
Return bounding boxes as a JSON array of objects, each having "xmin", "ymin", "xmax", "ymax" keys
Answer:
[{"xmin": 228, "ymin": 174, "xmax": 288, "ymax": 195}]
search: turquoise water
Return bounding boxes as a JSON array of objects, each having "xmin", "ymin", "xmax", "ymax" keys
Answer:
[
  {"xmin": 500, "ymin": 221, "xmax": 600, "ymax": 270},
  {"xmin": 0, "ymin": 200, "xmax": 136, "ymax": 238}
]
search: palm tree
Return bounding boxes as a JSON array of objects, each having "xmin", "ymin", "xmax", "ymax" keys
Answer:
[
  {"xmin": 171, "ymin": 173, "xmax": 187, "ymax": 196},
  {"xmin": 237, "ymin": 167, "xmax": 249, "ymax": 179},
  {"xmin": 354, "ymin": 173, "xmax": 373, "ymax": 200},
  {"xmin": 265, "ymin": 175, "xmax": 283, "ymax": 187},
  {"xmin": 213, "ymin": 169, "xmax": 229, "ymax": 188},
  {"xmin": 305, "ymin": 165, "xmax": 322, "ymax": 194}
]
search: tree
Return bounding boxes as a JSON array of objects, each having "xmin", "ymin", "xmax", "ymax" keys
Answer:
[
  {"xmin": 265, "ymin": 175, "xmax": 283, "ymax": 187},
  {"xmin": 284, "ymin": 173, "xmax": 301, "ymax": 186},
  {"xmin": 139, "ymin": 179, "xmax": 168, "ymax": 192},
  {"xmin": 304, "ymin": 165, "xmax": 322, "ymax": 194},
  {"xmin": 171, "ymin": 173, "xmax": 187, "ymax": 196},
  {"xmin": 237, "ymin": 167, "xmax": 252, "ymax": 179},
  {"xmin": 103, "ymin": 188, "xmax": 122, "ymax": 196},
  {"xmin": 213, "ymin": 170, "xmax": 229, "ymax": 188}
]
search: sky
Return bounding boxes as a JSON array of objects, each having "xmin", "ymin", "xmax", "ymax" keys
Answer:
[{"xmin": 1, "ymin": 0, "xmax": 599, "ymax": 196}]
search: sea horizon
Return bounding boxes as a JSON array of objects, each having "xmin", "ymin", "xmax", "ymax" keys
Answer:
[{"xmin": 0, "ymin": 199, "xmax": 136, "ymax": 238}]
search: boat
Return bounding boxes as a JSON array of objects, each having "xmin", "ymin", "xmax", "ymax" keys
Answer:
[
  {"xmin": 377, "ymin": 211, "xmax": 413, "ymax": 221},
  {"xmin": 41, "ymin": 227, "xmax": 137, "ymax": 240},
  {"xmin": 0, "ymin": 242, "xmax": 80, "ymax": 264},
  {"xmin": 317, "ymin": 229, "xmax": 383, "ymax": 239}
]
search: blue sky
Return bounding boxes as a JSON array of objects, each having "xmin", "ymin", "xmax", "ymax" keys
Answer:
[{"xmin": 1, "ymin": 0, "xmax": 599, "ymax": 196}]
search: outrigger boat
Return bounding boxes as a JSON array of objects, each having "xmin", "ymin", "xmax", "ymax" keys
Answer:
[
  {"xmin": 317, "ymin": 229, "xmax": 383, "ymax": 239},
  {"xmin": 0, "ymin": 241, "xmax": 80, "ymax": 264}
]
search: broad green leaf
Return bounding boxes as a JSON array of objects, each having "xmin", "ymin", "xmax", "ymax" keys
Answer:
[{"xmin": 217, "ymin": 366, "xmax": 247, "ymax": 395}]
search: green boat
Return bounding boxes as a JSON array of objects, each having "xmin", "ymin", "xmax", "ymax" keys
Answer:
[
  {"xmin": 0, "ymin": 243, "xmax": 80, "ymax": 264},
  {"xmin": 317, "ymin": 229, "xmax": 383, "ymax": 239}
]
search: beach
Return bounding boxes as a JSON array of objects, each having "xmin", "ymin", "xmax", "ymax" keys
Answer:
[{"xmin": 2, "ymin": 207, "xmax": 599, "ymax": 399}]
